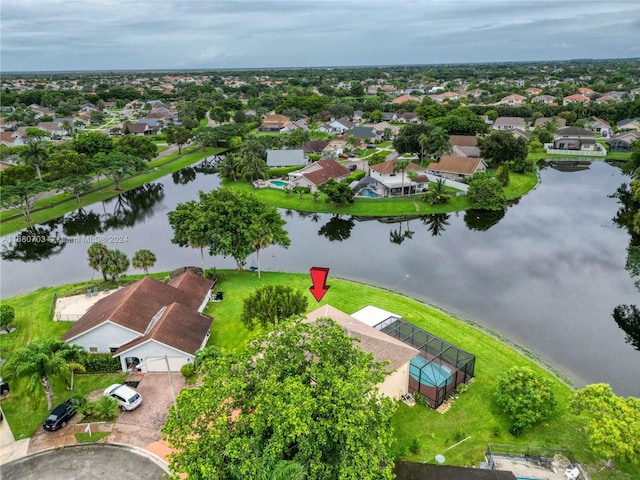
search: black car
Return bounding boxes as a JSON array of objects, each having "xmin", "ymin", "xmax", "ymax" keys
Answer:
[{"xmin": 43, "ymin": 399, "xmax": 79, "ymax": 431}]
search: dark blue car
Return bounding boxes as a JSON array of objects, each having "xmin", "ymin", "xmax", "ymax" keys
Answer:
[{"xmin": 43, "ymin": 399, "xmax": 79, "ymax": 431}]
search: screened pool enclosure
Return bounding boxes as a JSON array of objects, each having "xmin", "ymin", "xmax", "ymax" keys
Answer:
[{"xmin": 376, "ymin": 317, "xmax": 476, "ymax": 408}]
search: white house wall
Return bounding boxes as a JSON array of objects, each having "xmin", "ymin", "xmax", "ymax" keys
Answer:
[
  {"xmin": 118, "ymin": 341, "xmax": 193, "ymax": 372},
  {"xmin": 69, "ymin": 322, "xmax": 138, "ymax": 353}
]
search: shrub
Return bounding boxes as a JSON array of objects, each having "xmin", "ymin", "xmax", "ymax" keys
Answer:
[
  {"xmin": 205, "ymin": 267, "xmax": 225, "ymax": 285},
  {"xmin": 347, "ymin": 171, "xmax": 365, "ymax": 182},
  {"xmin": 81, "ymin": 395, "xmax": 120, "ymax": 421},
  {"xmin": 0, "ymin": 304, "xmax": 15, "ymax": 332},
  {"xmin": 292, "ymin": 186, "xmax": 310, "ymax": 194},
  {"xmin": 413, "ymin": 392, "xmax": 430, "ymax": 408},
  {"xmin": 409, "ymin": 438, "xmax": 421, "ymax": 454},
  {"xmin": 180, "ymin": 363, "xmax": 195, "ymax": 379},
  {"xmin": 454, "ymin": 429, "xmax": 467, "ymax": 442},
  {"xmin": 81, "ymin": 353, "xmax": 121, "ymax": 373},
  {"xmin": 494, "ymin": 165, "xmax": 510, "ymax": 187}
]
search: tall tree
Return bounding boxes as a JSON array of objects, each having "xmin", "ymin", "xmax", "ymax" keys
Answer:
[
  {"xmin": 92, "ymin": 151, "xmax": 145, "ymax": 191},
  {"xmin": 46, "ymin": 150, "xmax": 92, "ymax": 203},
  {"xmin": 132, "ymin": 248, "xmax": 157, "ymax": 275},
  {"xmin": 241, "ymin": 284, "xmax": 308, "ymax": 329},
  {"xmin": 71, "ymin": 131, "xmax": 113, "ymax": 157},
  {"xmin": 241, "ymin": 152, "xmax": 269, "ymax": 182},
  {"xmin": 0, "ymin": 181, "xmax": 49, "ymax": 222},
  {"xmin": 479, "ymin": 130, "xmax": 529, "ymax": 171},
  {"xmin": 393, "ymin": 159, "xmax": 409, "ymax": 196},
  {"xmin": 216, "ymin": 152, "xmax": 243, "ymax": 182},
  {"xmin": 165, "ymin": 126, "xmax": 192, "ymax": 154},
  {"xmin": 101, "ymin": 248, "xmax": 129, "ymax": 282},
  {"xmin": 116, "ymin": 134, "xmax": 158, "ymax": 161},
  {"xmin": 19, "ymin": 140, "xmax": 49, "ymax": 181},
  {"xmin": 162, "ymin": 317, "xmax": 395, "ymax": 480},
  {"xmin": 167, "ymin": 200, "xmax": 210, "ymax": 269},
  {"xmin": 87, "ymin": 242, "xmax": 110, "ymax": 282},
  {"xmin": 570, "ymin": 384, "xmax": 640, "ymax": 464},
  {"xmin": 406, "ymin": 170, "xmax": 417, "ymax": 198},
  {"xmin": 198, "ymin": 188, "xmax": 291, "ymax": 270},
  {"xmin": 467, "ymin": 173, "xmax": 507, "ymax": 210},
  {"xmin": 2, "ymin": 340, "xmax": 83, "ymax": 410}
]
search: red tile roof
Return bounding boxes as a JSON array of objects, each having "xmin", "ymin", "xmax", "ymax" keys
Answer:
[
  {"xmin": 370, "ymin": 159, "xmax": 424, "ymax": 175},
  {"xmin": 303, "ymin": 159, "xmax": 350, "ymax": 185},
  {"xmin": 427, "ymin": 156, "xmax": 485, "ymax": 176}
]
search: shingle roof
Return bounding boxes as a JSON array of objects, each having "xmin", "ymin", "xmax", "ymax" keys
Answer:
[
  {"xmin": 555, "ymin": 126, "xmax": 594, "ymax": 137},
  {"xmin": 449, "ymin": 135, "xmax": 477, "ymax": 147},
  {"xmin": 493, "ymin": 117, "xmax": 525, "ymax": 127},
  {"xmin": 427, "ymin": 156, "xmax": 485, "ymax": 176},
  {"xmin": 305, "ymin": 305, "xmax": 418, "ymax": 372},
  {"xmin": 302, "ymin": 159, "xmax": 351, "ymax": 186},
  {"xmin": 115, "ymin": 302, "xmax": 212, "ymax": 356},
  {"xmin": 303, "ymin": 140, "xmax": 330, "ymax": 154},
  {"xmin": 61, "ymin": 274, "xmax": 211, "ymax": 342},
  {"xmin": 266, "ymin": 149, "xmax": 306, "ymax": 167},
  {"xmin": 370, "ymin": 159, "xmax": 424, "ymax": 175}
]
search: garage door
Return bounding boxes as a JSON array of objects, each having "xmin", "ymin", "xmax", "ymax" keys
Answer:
[{"xmin": 144, "ymin": 356, "xmax": 188, "ymax": 372}]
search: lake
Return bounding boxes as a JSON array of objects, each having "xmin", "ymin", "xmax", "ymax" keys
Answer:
[{"xmin": 1, "ymin": 160, "xmax": 638, "ymax": 396}]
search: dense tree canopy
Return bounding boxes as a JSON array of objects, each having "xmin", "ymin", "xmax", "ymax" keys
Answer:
[
  {"xmin": 116, "ymin": 134, "xmax": 158, "ymax": 161},
  {"xmin": 495, "ymin": 367, "xmax": 557, "ymax": 436},
  {"xmin": 163, "ymin": 317, "xmax": 396, "ymax": 480},
  {"xmin": 71, "ymin": 131, "xmax": 114, "ymax": 157},
  {"xmin": 241, "ymin": 284, "xmax": 308, "ymax": 330},
  {"xmin": 92, "ymin": 151, "xmax": 145, "ymax": 190},
  {"xmin": 570, "ymin": 384, "xmax": 640, "ymax": 463},
  {"xmin": 467, "ymin": 173, "xmax": 507, "ymax": 210},
  {"xmin": 479, "ymin": 131, "xmax": 530, "ymax": 172}
]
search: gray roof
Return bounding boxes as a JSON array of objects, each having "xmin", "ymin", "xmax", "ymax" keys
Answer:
[
  {"xmin": 617, "ymin": 118, "xmax": 638, "ymax": 127},
  {"xmin": 305, "ymin": 305, "xmax": 418, "ymax": 372},
  {"xmin": 344, "ymin": 126, "xmax": 376, "ymax": 139},
  {"xmin": 137, "ymin": 118, "xmax": 161, "ymax": 127},
  {"xmin": 266, "ymin": 149, "xmax": 307, "ymax": 167},
  {"xmin": 555, "ymin": 126, "xmax": 594, "ymax": 137}
]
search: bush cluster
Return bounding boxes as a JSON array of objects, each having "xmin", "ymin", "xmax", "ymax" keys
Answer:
[{"xmin": 81, "ymin": 353, "xmax": 121, "ymax": 373}]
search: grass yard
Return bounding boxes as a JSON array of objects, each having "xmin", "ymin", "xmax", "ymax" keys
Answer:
[
  {"xmin": 75, "ymin": 431, "xmax": 111, "ymax": 443},
  {"xmin": 205, "ymin": 271, "xmax": 640, "ymax": 479}
]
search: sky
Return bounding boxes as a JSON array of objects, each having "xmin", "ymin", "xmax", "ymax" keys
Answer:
[{"xmin": 1, "ymin": 0, "xmax": 639, "ymax": 72}]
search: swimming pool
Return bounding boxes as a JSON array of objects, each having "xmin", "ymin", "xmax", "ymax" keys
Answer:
[
  {"xmin": 359, "ymin": 188, "xmax": 380, "ymax": 198},
  {"xmin": 269, "ymin": 180, "xmax": 290, "ymax": 189},
  {"xmin": 410, "ymin": 357, "xmax": 454, "ymax": 388}
]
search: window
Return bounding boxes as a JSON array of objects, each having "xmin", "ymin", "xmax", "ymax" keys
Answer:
[
  {"xmin": 109, "ymin": 347, "xmax": 118, "ymax": 353},
  {"xmin": 89, "ymin": 346, "xmax": 98, "ymax": 353}
]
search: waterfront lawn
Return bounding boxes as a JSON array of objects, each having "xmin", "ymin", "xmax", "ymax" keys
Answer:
[{"xmin": 205, "ymin": 271, "xmax": 639, "ymax": 478}]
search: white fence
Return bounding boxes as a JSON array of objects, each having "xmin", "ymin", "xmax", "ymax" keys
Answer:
[{"xmin": 544, "ymin": 143, "xmax": 606, "ymax": 157}]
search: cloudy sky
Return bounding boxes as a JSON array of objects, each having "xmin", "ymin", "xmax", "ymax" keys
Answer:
[{"xmin": 1, "ymin": 0, "xmax": 639, "ymax": 72}]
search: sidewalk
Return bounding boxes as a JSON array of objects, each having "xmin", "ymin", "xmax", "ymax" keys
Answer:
[{"xmin": 0, "ymin": 406, "xmax": 30, "ymax": 464}]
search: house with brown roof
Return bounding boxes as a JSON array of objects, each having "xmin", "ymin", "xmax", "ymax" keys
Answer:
[
  {"xmin": 0, "ymin": 131, "xmax": 27, "ymax": 147},
  {"xmin": 61, "ymin": 272, "xmax": 214, "ymax": 372},
  {"xmin": 259, "ymin": 114, "xmax": 291, "ymax": 132},
  {"xmin": 499, "ymin": 94, "xmax": 526, "ymax": 106},
  {"xmin": 525, "ymin": 87, "xmax": 543, "ymax": 95},
  {"xmin": 492, "ymin": 117, "xmax": 526, "ymax": 131},
  {"xmin": 563, "ymin": 94, "xmax": 590, "ymax": 105},
  {"xmin": 449, "ymin": 135, "xmax": 480, "ymax": 158},
  {"xmin": 124, "ymin": 123, "xmax": 151, "ymax": 135},
  {"xmin": 288, "ymin": 158, "xmax": 351, "ymax": 192},
  {"xmin": 427, "ymin": 155, "xmax": 487, "ymax": 181},
  {"xmin": 306, "ymin": 305, "xmax": 418, "ymax": 400}
]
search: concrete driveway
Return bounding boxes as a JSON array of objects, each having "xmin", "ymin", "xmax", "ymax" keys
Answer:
[{"xmin": 118, "ymin": 372, "xmax": 185, "ymax": 431}]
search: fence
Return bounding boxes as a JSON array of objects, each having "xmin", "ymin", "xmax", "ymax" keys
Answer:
[
  {"xmin": 486, "ymin": 444, "xmax": 585, "ymax": 480},
  {"xmin": 544, "ymin": 143, "xmax": 607, "ymax": 156},
  {"xmin": 55, "ymin": 312, "xmax": 84, "ymax": 321},
  {"xmin": 49, "ymin": 293, "xmax": 58, "ymax": 320}
]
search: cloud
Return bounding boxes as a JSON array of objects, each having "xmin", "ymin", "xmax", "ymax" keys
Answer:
[{"xmin": 1, "ymin": 0, "xmax": 638, "ymax": 71}]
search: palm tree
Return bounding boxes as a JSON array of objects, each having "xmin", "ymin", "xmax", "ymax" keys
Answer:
[
  {"xmin": 102, "ymin": 249, "xmax": 129, "ymax": 282},
  {"xmin": 253, "ymin": 226, "xmax": 273, "ymax": 279},
  {"xmin": 407, "ymin": 170, "xmax": 417, "ymax": 198},
  {"xmin": 61, "ymin": 119, "xmax": 74, "ymax": 137},
  {"xmin": 20, "ymin": 140, "xmax": 49, "ymax": 181},
  {"xmin": 241, "ymin": 153, "xmax": 269, "ymax": 182},
  {"xmin": 422, "ymin": 213, "xmax": 451, "ymax": 236},
  {"xmin": 87, "ymin": 242, "xmax": 109, "ymax": 282},
  {"xmin": 2, "ymin": 340, "xmax": 82, "ymax": 409},
  {"xmin": 418, "ymin": 133, "xmax": 430, "ymax": 164},
  {"xmin": 393, "ymin": 159, "xmax": 409, "ymax": 196},
  {"xmin": 429, "ymin": 127, "xmax": 451, "ymax": 161},
  {"xmin": 57, "ymin": 343, "xmax": 87, "ymax": 391},
  {"xmin": 217, "ymin": 153, "xmax": 242, "ymax": 182},
  {"xmin": 132, "ymin": 248, "xmax": 157, "ymax": 275}
]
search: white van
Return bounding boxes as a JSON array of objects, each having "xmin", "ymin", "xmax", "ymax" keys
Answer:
[{"xmin": 104, "ymin": 384, "xmax": 143, "ymax": 411}]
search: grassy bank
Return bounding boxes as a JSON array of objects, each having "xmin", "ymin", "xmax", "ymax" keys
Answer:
[
  {"xmin": 204, "ymin": 271, "xmax": 639, "ymax": 478},
  {"xmin": 0, "ymin": 146, "xmax": 226, "ymax": 235},
  {"xmin": 2, "ymin": 271, "xmax": 637, "ymax": 477}
]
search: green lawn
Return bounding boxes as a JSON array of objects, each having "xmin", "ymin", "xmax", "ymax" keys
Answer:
[
  {"xmin": 204, "ymin": 271, "xmax": 639, "ymax": 479},
  {"xmin": 75, "ymin": 431, "xmax": 111, "ymax": 443}
]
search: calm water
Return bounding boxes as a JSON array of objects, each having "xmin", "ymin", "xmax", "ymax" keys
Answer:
[{"xmin": 1, "ymin": 160, "xmax": 638, "ymax": 396}]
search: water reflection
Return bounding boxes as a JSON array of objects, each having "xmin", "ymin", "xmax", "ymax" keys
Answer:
[
  {"xmin": 63, "ymin": 208, "xmax": 104, "ymax": 237},
  {"xmin": 1, "ymin": 223, "xmax": 67, "ymax": 262},
  {"xmin": 317, "ymin": 215, "xmax": 355, "ymax": 242},
  {"xmin": 421, "ymin": 213, "xmax": 451, "ymax": 237},
  {"xmin": 172, "ymin": 166, "xmax": 197, "ymax": 185},
  {"xmin": 102, "ymin": 183, "xmax": 165, "ymax": 230},
  {"xmin": 389, "ymin": 220, "xmax": 415, "ymax": 245},
  {"xmin": 612, "ymin": 305, "xmax": 640, "ymax": 351},
  {"xmin": 463, "ymin": 209, "xmax": 506, "ymax": 231}
]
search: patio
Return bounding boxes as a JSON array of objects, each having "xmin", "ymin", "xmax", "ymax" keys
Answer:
[{"xmin": 54, "ymin": 289, "xmax": 116, "ymax": 321}]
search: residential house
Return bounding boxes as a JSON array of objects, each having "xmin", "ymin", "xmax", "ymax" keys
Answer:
[
  {"xmin": 427, "ymin": 155, "xmax": 487, "ymax": 181},
  {"xmin": 617, "ymin": 118, "xmax": 640, "ymax": 132},
  {"xmin": 324, "ymin": 134, "xmax": 361, "ymax": 155},
  {"xmin": 510, "ymin": 129, "xmax": 532, "ymax": 142},
  {"xmin": 398, "ymin": 112, "xmax": 419, "ymax": 124},
  {"xmin": 607, "ymin": 131, "xmax": 639, "ymax": 152},
  {"xmin": 305, "ymin": 305, "xmax": 418, "ymax": 400},
  {"xmin": 500, "ymin": 93, "xmax": 526, "ymax": 106},
  {"xmin": 533, "ymin": 117, "xmax": 567, "ymax": 130},
  {"xmin": 492, "ymin": 117, "xmax": 526, "ymax": 131},
  {"xmin": 125, "ymin": 123, "xmax": 151, "ymax": 135},
  {"xmin": 137, "ymin": 118, "xmax": 163, "ymax": 132},
  {"xmin": 302, "ymin": 140, "xmax": 330, "ymax": 155},
  {"xmin": 382, "ymin": 112, "xmax": 399, "ymax": 122},
  {"xmin": 355, "ymin": 159, "xmax": 429, "ymax": 197},
  {"xmin": 28, "ymin": 103, "xmax": 55, "ymax": 118},
  {"xmin": 343, "ymin": 126, "xmax": 377, "ymax": 143},
  {"xmin": 578, "ymin": 87, "xmax": 595, "ymax": 95},
  {"xmin": 35, "ymin": 120, "xmax": 71, "ymax": 138},
  {"xmin": 550, "ymin": 126, "xmax": 603, "ymax": 154},
  {"xmin": 61, "ymin": 272, "xmax": 214, "ymax": 372},
  {"xmin": 0, "ymin": 131, "xmax": 27, "ymax": 147},
  {"xmin": 449, "ymin": 135, "xmax": 480, "ymax": 158},
  {"xmin": 288, "ymin": 158, "xmax": 351, "ymax": 192},
  {"xmin": 563, "ymin": 94, "xmax": 590, "ymax": 105},
  {"xmin": 630, "ymin": 88, "xmax": 640, "ymax": 99},
  {"xmin": 327, "ymin": 117, "xmax": 355, "ymax": 134},
  {"xmin": 596, "ymin": 91, "xmax": 626, "ymax": 103},
  {"xmin": 465, "ymin": 88, "xmax": 485, "ymax": 99},
  {"xmin": 259, "ymin": 114, "xmax": 291, "ymax": 132},
  {"xmin": 392, "ymin": 95, "xmax": 420, "ymax": 104},
  {"xmin": 373, "ymin": 121, "xmax": 400, "ymax": 139},
  {"xmin": 266, "ymin": 149, "xmax": 307, "ymax": 167},
  {"xmin": 353, "ymin": 110, "xmax": 365, "ymax": 124},
  {"xmin": 531, "ymin": 95, "xmax": 557, "ymax": 105},
  {"xmin": 525, "ymin": 87, "xmax": 543, "ymax": 95},
  {"xmin": 583, "ymin": 117, "xmax": 611, "ymax": 137}
]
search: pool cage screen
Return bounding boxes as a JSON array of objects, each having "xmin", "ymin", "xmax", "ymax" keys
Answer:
[{"xmin": 376, "ymin": 318, "xmax": 475, "ymax": 408}]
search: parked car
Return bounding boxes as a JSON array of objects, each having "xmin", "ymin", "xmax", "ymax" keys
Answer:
[
  {"xmin": 348, "ymin": 165, "xmax": 358, "ymax": 171},
  {"xmin": 338, "ymin": 153, "xmax": 349, "ymax": 159},
  {"xmin": 43, "ymin": 399, "xmax": 79, "ymax": 431},
  {"xmin": 104, "ymin": 384, "xmax": 143, "ymax": 411},
  {"xmin": 366, "ymin": 144, "xmax": 377, "ymax": 149},
  {"xmin": 347, "ymin": 153, "xmax": 356, "ymax": 158}
]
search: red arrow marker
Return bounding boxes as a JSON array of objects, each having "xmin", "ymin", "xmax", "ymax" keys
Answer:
[{"xmin": 309, "ymin": 267, "xmax": 330, "ymax": 302}]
